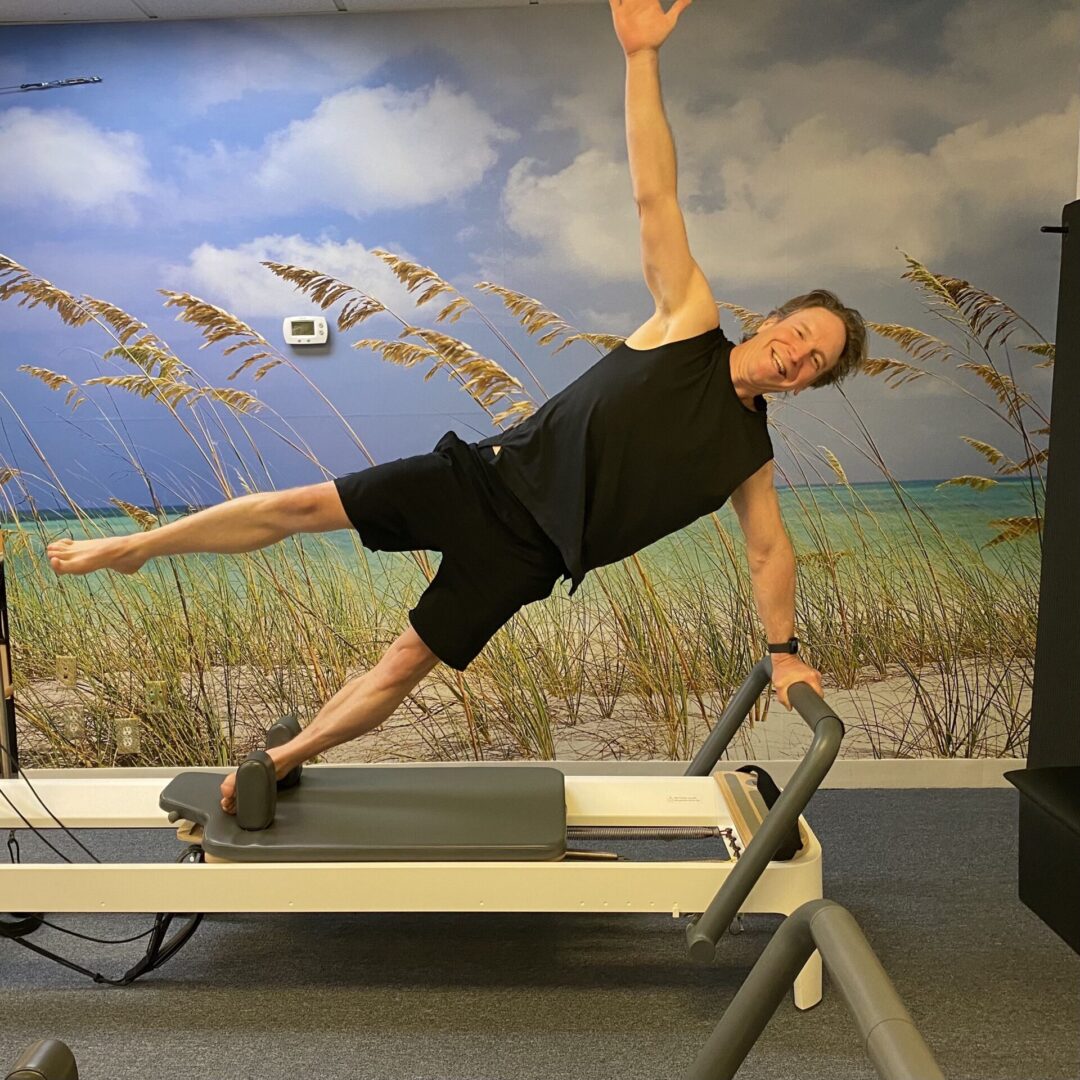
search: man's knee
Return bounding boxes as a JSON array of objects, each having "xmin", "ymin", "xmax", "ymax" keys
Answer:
[{"xmin": 374, "ymin": 625, "xmax": 441, "ymax": 689}]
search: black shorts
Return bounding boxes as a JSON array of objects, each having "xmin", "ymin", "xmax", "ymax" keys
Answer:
[{"xmin": 333, "ymin": 430, "xmax": 569, "ymax": 670}]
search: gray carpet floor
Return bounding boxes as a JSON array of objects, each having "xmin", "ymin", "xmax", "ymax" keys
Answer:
[{"xmin": 2, "ymin": 789, "xmax": 1078, "ymax": 1080}]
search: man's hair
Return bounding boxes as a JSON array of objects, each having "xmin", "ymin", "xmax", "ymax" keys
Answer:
[{"xmin": 741, "ymin": 288, "xmax": 868, "ymax": 390}]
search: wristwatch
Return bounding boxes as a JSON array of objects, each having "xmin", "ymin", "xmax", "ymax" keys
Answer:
[{"xmin": 767, "ymin": 636, "xmax": 800, "ymax": 655}]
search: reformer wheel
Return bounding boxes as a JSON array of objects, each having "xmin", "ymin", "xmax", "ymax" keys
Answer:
[{"xmin": 179, "ymin": 844, "xmax": 205, "ymax": 865}]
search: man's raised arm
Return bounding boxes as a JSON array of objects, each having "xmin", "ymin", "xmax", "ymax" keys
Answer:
[
  {"xmin": 610, "ymin": 0, "xmax": 693, "ymax": 204},
  {"xmin": 625, "ymin": 50, "xmax": 676, "ymax": 205}
]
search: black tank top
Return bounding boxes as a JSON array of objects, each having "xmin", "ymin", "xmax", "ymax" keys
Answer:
[{"xmin": 475, "ymin": 325, "xmax": 773, "ymax": 595}]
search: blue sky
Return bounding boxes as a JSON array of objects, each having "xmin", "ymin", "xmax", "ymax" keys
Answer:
[{"xmin": 0, "ymin": 0, "xmax": 1077, "ymax": 508}]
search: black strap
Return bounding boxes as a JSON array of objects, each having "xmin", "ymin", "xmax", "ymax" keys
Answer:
[{"xmin": 736, "ymin": 765, "xmax": 802, "ymax": 860}]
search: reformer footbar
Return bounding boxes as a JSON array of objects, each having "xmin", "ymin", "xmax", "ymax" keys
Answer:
[{"xmin": 0, "ymin": 659, "xmax": 844, "ymax": 1005}]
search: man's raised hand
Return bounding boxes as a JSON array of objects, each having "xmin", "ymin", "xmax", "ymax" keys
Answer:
[{"xmin": 609, "ymin": 0, "xmax": 694, "ymax": 58}]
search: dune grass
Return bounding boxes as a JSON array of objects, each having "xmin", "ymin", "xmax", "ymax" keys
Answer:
[{"xmin": 0, "ymin": 251, "xmax": 1049, "ymax": 766}]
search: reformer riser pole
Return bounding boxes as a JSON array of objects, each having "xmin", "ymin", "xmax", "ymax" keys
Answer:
[
  {"xmin": 686, "ymin": 684, "xmax": 844, "ymax": 962},
  {"xmin": 684, "ymin": 661, "xmax": 771, "ymax": 776},
  {"xmin": 682, "ymin": 909, "xmax": 815, "ymax": 1078},
  {"xmin": 685, "ymin": 723, "xmax": 839, "ymax": 959},
  {"xmin": 683, "ymin": 901, "xmax": 944, "ymax": 1080}
]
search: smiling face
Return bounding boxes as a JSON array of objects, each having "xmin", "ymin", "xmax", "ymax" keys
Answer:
[{"xmin": 731, "ymin": 306, "xmax": 849, "ymax": 401}]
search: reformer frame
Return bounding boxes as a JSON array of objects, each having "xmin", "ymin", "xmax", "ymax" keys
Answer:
[{"xmin": 0, "ymin": 660, "xmax": 843, "ymax": 1007}]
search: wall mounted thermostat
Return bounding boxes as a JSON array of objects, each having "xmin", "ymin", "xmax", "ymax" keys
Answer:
[{"xmin": 282, "ymin": 316, "xmax": 329, "ymax": 346}]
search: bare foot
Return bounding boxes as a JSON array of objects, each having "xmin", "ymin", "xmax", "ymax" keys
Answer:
[
  {"xmin": 219, "ymin": 771, "xmax": 239, "ymax": 815},
  {"xmin": 47, "ymin": 536, "xmax": 146, "ymax": 576},
  {"xmin": 219, "ymin": 746, "xmax": 299, "ymax": 815}
]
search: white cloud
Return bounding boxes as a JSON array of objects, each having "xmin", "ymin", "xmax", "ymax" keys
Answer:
[
  {"xmin": 940, "ymin": 0, "xmax": 1080, "ymax": 95},
  {"xmin": 739, "ymin": 5, "xmax": 1080, "ymax": 141},
  {"xmin": 494, "ymin": 93, "xmax": 1080, "ymax": 291},
  {"xmin": 254, "ymin": 80, "xmax": 515, "ymax": 215},
  {"xmin": 0, "ymin": 107, "xmax": 150, "ymax": 219},
  {"xmin": 537, "ymin": 88, "xmax": 623, "ymax": 156},
  {"xmin": 503, "ymin": 149, "xmax": 635, "ymax": 263},
  {"xmin": 704, "ymin": 99, "xmax": 1078, "ymax": 283},
  {"xmin": 166, "ymin": 233, "xmax": 439, "ymax": 322},
  {"xmin": 490, "ymin": 0, "xmax": 1080, "ymax": 292},
  {"xmin": 171, "ymin": 79, "xmax": 516, "ymax": 221}
]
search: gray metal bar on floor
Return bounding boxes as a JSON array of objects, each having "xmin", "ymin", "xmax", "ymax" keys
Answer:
[
  {"xmin": 683, "ymin": 900, "xmax": 944, "ymax": 1080},
  {"xmin": 685, "ymin": 674, "xmax": 845, "ymax": 962},
  {"xmin": 6, "ymin": 1039, "xmax": 78, "ymax": 1080}
]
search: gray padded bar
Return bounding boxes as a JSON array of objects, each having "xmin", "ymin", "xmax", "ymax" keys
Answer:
[
  {"xmin": 6, "ymin": 1040, "xmax": 78, "ymax": 1080},
  {"xmin": 683, "ymin": 900, "xmax": 944, "ymax": 1080},
  {"xmin": 686, "ymin": 680, "xmax": 843, "ymax": 961}
]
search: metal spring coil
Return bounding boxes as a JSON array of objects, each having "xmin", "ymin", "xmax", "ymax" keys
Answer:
[{"xmin": 566, "ymin": 826, "xmax": 722, "ymax": 840}]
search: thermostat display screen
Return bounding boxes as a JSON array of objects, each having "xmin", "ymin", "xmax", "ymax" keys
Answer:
[{"xmin": 282, "ymin": 315, "xmax": 329, "ymax": 345}]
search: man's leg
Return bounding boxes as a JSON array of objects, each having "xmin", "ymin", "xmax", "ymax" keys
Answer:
[
  {"xmin": 219, "ymin": 624, "xmax": 442, "ymax": 813},
  {"xmin": 47, "ymin": 482, "xmax": 350, "ymax": 576}
]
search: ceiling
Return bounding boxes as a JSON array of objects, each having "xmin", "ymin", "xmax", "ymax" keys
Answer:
[{"xmin": 0, "ymin": 0, "xmax": 600, "ymax": 22}]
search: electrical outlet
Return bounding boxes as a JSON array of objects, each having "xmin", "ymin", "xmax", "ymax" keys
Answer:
[
  {"xmin": 113, "ymin": 716, "xmax": 141, "ymax": 756},
  {"xmin": 60, "ymin": 714, "xmax": 85, "ymax": 741},
  {"xmin": 145, "ymin": 681, "xmax": 166, "ymax": 712},
  {"xmin": 56, "ymin": 655, "xmax": 77, "ymax": 688}
]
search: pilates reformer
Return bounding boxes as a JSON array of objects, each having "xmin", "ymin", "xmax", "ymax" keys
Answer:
[{"xmin": 0, "ymin": 658, "xmax": 843, "ymax": 1007}]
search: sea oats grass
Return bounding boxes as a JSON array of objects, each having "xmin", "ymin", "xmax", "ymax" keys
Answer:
[{"xmin": 0, "ymin": 251, "xmax": 1047, "ymax": 766}]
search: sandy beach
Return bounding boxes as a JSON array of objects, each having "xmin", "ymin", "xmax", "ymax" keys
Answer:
[{"xmin": 13, "ymin": 655, "xmax": 1032, "ymax": 766}]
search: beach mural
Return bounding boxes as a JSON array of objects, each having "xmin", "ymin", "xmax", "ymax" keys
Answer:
[{"xmin": 0, "ymin": 1, "xmax": 1076, "ymax": 767}]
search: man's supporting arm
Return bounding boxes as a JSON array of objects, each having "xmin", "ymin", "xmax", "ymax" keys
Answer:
[
  {"xmin": 747, "ymin": 541, "xmax": 799, "ymax": 665},
  {"xmin": 625, "ymin": 49, "xmax": 677, "ymax": 204}
]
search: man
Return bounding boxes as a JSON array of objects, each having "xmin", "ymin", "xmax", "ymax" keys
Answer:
[{"xmin": 47, "ymin": 0, "xmax": 866, "ymax": 813}]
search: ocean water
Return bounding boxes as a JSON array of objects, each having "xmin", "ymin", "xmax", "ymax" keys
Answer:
[
  {"xmin": 7, "ymin": 478, "xmax": 1041, "ymax": 598},
  {"xmin": 775, "ymin": 477, "xmax": 1042, "ymax": 560}
]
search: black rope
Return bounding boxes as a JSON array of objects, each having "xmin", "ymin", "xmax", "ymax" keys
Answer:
[
  {"xmin": 2, "ymin": 848, "xmax": 206, "ymax": 985},
  {"xmin": 0, "ymin": 730, "xmax": 208, "ymax": 982}
]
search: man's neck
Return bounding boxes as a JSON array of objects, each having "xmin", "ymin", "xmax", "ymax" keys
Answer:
[{"xmin": 729, "ymin": 342, "xmax": 760, "ymax": 411}]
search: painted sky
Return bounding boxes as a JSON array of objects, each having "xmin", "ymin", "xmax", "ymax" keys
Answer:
[{"xmin": 0, "ymin": 0, "xmax": 1077, "ymax": 508}]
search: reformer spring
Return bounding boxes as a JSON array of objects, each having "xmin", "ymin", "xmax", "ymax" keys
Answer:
[{"xmin": 566, "ymin": 826, "xmax": 722, "ymax": 840}]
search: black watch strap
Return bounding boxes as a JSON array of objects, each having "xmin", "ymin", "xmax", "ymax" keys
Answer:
[{"xmin": 767, "ymin": 636, "xmax": 800, "ymax": 655}]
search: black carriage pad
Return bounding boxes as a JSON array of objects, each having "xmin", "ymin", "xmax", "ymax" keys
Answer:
[{"xmin": 159, "ymin": 766, "xmax": 567, "ymax": 862}]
